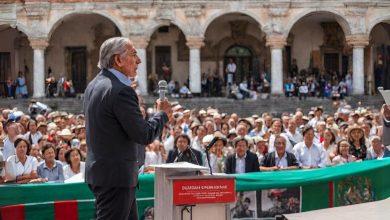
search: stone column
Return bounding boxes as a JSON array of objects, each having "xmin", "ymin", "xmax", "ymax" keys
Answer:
[
  {"xmin": 186, "ymin": 37, "xmax": 204, "ymax": 94},
  {"xmin": 266, "ymin": 35, "xmax": 287, "ymax": 95},
  {"xmin": 346, "ymin": 35, "xmax": 369, "ymax": 95},
  {"xmin": 132, "ymin": 37, "xmax": 149, "ymax": 95},
  {"xmin": 30, "ymin": 38, "xmax": 48, "ymax": 98}
]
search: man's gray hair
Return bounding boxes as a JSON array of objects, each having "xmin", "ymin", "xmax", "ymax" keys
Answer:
[{"xmin": 97, "ymin": 37, "xmax": 132, "ymax": 69}]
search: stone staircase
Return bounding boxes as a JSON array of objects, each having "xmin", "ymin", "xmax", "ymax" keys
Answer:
[{"xmin": 0, "ymin": 95, "xmax": 384, "ymax": 117}]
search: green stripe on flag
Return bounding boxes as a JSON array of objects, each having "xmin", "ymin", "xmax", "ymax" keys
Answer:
[
  {"xmin": 77, "ymin": 200, "xmax": 95, "ymax": 220},
  {"xmin": 24, "ymin": 202, "xmax": 54, "ymax": 220},
  {"xmin": 301, "ymin": 181, "xmax": 329, "ymax": 212}
]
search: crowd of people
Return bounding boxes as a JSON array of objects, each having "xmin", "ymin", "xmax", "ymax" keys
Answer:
[
  {"xmin": 1, "ymin": 98, "xmax": 389, "ymax": 184},
  {"xmin": 0, "ymin": 109, "xmax": 86, "ymax": 183}
]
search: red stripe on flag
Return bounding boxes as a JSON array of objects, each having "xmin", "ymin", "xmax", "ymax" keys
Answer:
[
  {"xmin": 329, "ymin": 181, "xmax": 334, "ymax": 208},
  {"xmin": 54, "ymin": 200, "xmax": 78, "ymax": 220},
  {"xmin": 0, "ymin": 204, "xmax": 25, "ymax": 220}
]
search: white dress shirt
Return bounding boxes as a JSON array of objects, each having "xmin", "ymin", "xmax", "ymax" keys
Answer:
[
  {"xmin": 5, "ymin": 155, "xmax": 38, "ymax": 181},
  {"xmin": 63, "ymin": 161, "xmax": 85, "ymax": 180},
  {"xmin": 235, "ymin": 153, "xmax": 246, "ymax": 174},
  {"xmin": 286, "ymin": 130, "xmax": 303, "ymax": 146},
  {"xmin": 293, "ymin": 142, "xmax": 326, "ymax": 168},
  {"xmin": 24, "ymin": 131, "xmax": 43, "ymax": 145},
  {"xmin": 2, "ymin": 137, "xmax": 15, "ymax": 161},
  {"xmin": 275, "ymin": 152, "xmax": 288, "ymax": 168},
  {"xmin": 144, "ymin": 151, "xmax": 164, "ymax": 167},
  {"xmin": 226, "ymin": 63, "xmax": 237, "ymax": 73}
]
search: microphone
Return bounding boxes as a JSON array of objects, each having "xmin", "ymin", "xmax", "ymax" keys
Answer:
[
  {"xmin": 205, "ymin": 137, "xmax": 219, "ymax": 152},
  {"xmin": 158, "ymin": 80, "xmax": 167, "ymax": 101}
]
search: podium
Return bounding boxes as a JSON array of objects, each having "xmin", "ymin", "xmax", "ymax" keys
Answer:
[{"xmin": 154, "ymin": 162, "xmax": 236, "ymax": 220}]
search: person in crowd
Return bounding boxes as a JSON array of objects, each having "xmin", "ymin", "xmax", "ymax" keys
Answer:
[
  {"xmin": 15, "ymin": 72, "xmax": 28, "ymax": 98},
  {"xmin": 2, "ymin": 120, "xmax": 20, "ymax": 161},
  {"xmin": 347, "ymin": 124, "xmax": 367, "ymax": 160},
  {"xmin": 56, "ymin": 147, "xmax": 67, "ymax": 165},
  {"xmin": 24, "ymin": 119, "xmax": 42, "ymax": 145},
  {"xmin": 4, "ymin": 78, "xmax": 15, "ymax": 98},
  {"xmin": 285, "ymin": 118, "xmax": 303, "ymax": 147},
  {"xmin": 298, "ymin": 82, "xmax": 308, "ymax": 100},
  {"xmin": 0, "ymin": 151, "xmax": 5, "ymax": 183},
  {"xmin": 179, "ymin": 83, "xmax": 192, "ymax": 98},
  {"xmin": 190, "ymin": 125, "xmax": 207, "ymax": 152},
  {"xmin": 0, "ymin": 122, "xmax": 6, "ymax": 149},
  {"xmin": 213, "ymin": 134, "xmax": 228, "ymax": 173},
  {"xmin": 5, "ymin": 137, "xmax": 43, "ymax": 183},
  {"xmin": 30, "ymin": 144, "xmax": 43, "ymax": 163},
  {"xmin": 144, "ymin": 140, "xmax": 166, "ymax": 173},
  {"xmin": 332, "ymin": 139, "xmax": 357, "ymax": 165},
  {"xmin": 366, "ymin": 136, "xmax": 386, "ymax": 160},
  {"xmin": 37, "ymin": 143, "xmax": 64, "ymax": 182},
  {"xmin": 249, "ymin": 118, "xmax": 264, "ymax": 137},
  {"xmin": 322, "ymin": 128, "xmax": 337, "ymax": 166},
  {"xmin": 260, "ymin": 135, "xmax": 299, "ymax": 171},
  {"xmin": 224, "ymin": 136, "xmax": 259, "ymax": 174},
  {"xmin": 225, "ymin": 58, "xmax": 237, "ymax": 86},
  {"xmin": 309, "ymin": 106, "xmax": 324, "ymax": 127},
  {"xmin": 220, "ymin": 122, "xmax": 230, "ymax": 137},
  {"xmin": 262, "ymin": 114, "xmax": 273, "ymax": 134},
  {"xmin": 293, "ymin": 125, "xmax": 326, "ymax": 169},
  {"xmin": 63, "ymin": 148, "xmax": 85, "ymax": 180},
  {"xmin": 254, "ymin": 137, "xmax": 268, "ymax": 165},
  {"xmin": 166, "ymin": 134, "xmax": 203, "ymax": 166},
  {"xmin": 268, "ymin": 119, "xmax": 292, "ymax": 153}
]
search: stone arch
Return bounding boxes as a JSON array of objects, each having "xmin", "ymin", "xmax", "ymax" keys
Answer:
[
  {"xmin": 47, "ymin": 11, "xmax": 125, "ymax": 40},
  {"xmin": 201, "ymin": 10, "xmax": 264, "ymax": 36},
  {"xmin": 144, "ymin": 20, "xmax": 188, "ymax": 40},
  {"xmin": 368, "ymin": 15, "xmax": 390, "ymax": 34},
  {"xmin": 284, "ymin": 9, "xmax": 352, "ymax": 37},
  {"xmin": 13, "ymin": 23, "xmax": 32, "ymax": 39}
]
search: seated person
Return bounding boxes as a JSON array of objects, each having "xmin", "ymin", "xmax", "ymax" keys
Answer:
[
  {"xmin": 293, "ymin": 125, "xmax": 326, "ymax": 169},
  {"xmin": 63, "ymin": 148, "xmax": 85, "ymax": 181},
  {"xmin": 366, "ymin": 136, "xmax": 385, "ymax": 160},
  {"xmin": 166, "ymin": 134, "xmax": 203, "ymax": 166},
  {"xmin": 179, "ymin": 84, "xmax": 192, "ymax": 98},
  {"xmin": 261, "ymin": 135, "xmax": 299, "ymax": 171},
  {"xmin": 0, "ymin": 151, "xmax": 4, "ymax": 183},
  {"xmin": 5, "ymin": 137, "xmax": 44, "ymax": 183},
  {"xmin": 332, "ymin": 139, "xmax": 357, "ymax": 165},
  {"xmin": 224, "ymin": 136, "xmax": 259, "ymax": 174},
  {"xmin": 37, "ymin": 143, "xmax": 65, "ymax": 183}
]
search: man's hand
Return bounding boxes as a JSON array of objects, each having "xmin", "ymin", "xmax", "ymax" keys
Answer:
[
  {"xmin": 382, "ymin": 104, "xmax": 390, "ymax": 121},
  {"xmin": 156, "ymin": 99, "xmax": 172, "ymax": 119}
]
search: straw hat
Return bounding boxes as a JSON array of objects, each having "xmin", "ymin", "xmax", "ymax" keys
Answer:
[{"xmin": 57, "ymin": 129, "xmax": 74, "ymax": 139}]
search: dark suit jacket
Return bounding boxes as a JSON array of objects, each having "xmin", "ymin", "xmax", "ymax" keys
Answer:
[
  {"xmin": 166, "ymin": 147, "xmax": 203, "ymax": 166},
  {"xmin": 224, "ymin": 151, "xmax": 259, "ymax": 174},
  {"xmin": 83, "ymin": 69, "xmax": 168, "ymax": 187},
  {"xmin": 261, "ymin": 152, "xmax": 299, "ymax": 167}
]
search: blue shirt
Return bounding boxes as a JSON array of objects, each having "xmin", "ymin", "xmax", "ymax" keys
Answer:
[
  {"xmin": 37, "ymin": 160, "xmax": 64, "ymax": 183},
  {"xmin": 108, "ymin": 68, "xmax": 132, "ymax": 86}
]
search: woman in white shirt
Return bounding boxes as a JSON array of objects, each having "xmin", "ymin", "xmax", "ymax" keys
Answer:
[
  {"xmin": 322, "ymin": 128, "xmax": 337, "ymax": 166},
  {"xmin": 24, "ymin": 119, "xmax": 42, "ymax": 145},
  {"xmin": 63, "ymin": 148, "xmax": 85, "ymax": 180},
  {"xmin": 332, "ymin": 139, "xmax": 357, "ymax": 165},
  {"xmin": 5, "ymin": 137, "xmax": 41, "ymax": 183}
]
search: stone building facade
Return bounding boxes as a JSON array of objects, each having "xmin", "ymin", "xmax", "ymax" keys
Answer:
[{"xmin": 0, "ymin": 0, "xmax": 389, "ymax": 97}]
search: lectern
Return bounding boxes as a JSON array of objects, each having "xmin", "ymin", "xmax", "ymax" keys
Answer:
[{"xmin": 154, "ymin": 162, "xmax": 236, "ymax": 220}]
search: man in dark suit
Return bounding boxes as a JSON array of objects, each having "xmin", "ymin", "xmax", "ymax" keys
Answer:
[
  {"xmin": 166, "ymin": 134, "xmax": 203, "ymax": 166},
  {"xmin": 84, "ymin": 37, "xmax": 171, "ymax": 220},
  {"xmin": 224, "ymin": 136, "xmax": 259, "ymax": 174},
  {"xmin": 382, "ymin": 104, "xmax": 390, "ymax": 157},
  {"xmin": 260, "ymin": 135, "xmax": 299, "ymax": 171}
]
